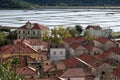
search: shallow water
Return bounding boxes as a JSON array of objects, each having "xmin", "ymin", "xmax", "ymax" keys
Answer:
[{"xmin": 0, "ymin": 9, "xmax": 120, "ymax": 31}]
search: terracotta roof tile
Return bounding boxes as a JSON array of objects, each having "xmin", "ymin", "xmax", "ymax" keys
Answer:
[
  {"xmin": 97, "ymin": 47, "xmax": 120, "ymax": 60},
  {"xmin": 14, "ymin": 39, "xmax": 49, "ymax": 48},
  {"xmin": 16, "ymin": 67, "xmax": 36, "ymax": 76},
  {"xmin": 110, "ymin": 47, "xmax": 120, "ymax": 55},
  {"xmin": 69, "ymin": 42, "xmax": 81, "ymax": 50},
  {"xmin": 97, "ymin": 52, "xmax": 110, "ymax": 59},
  {"xmin": 63, "ymin": 37, "xmax": 75, "ymax": 44},
  {"xmin": 64, "ymin": 57, "xmax": 79, "ymax": 68},
  {"xmin": 86, "ymin": 25, "xmax": 102, "ymax": 30},
  {"xmin": 63, "ymin": 37, "xmax": 87, "ymax": 44},
  {"xmin": 112, "ymin": 66, "xmax": 120, "ymax": 78},
  {"xmin": 78, "ymin": 54, "xmax": 103, "ymax": 68},
  {"xmin": 84, "ymin": 44, "xmax": 101, "ymax": 51},
  {"xmin": 95, "ymin": 37, "xmax": 110, "ymax": 44},
  {"xmin": 1, "ymin": 42, "xmax": 38, "ymax": 55},
  {"xmin": 18, "ymin": 22, "xmax": 48, "ymax": 30},
  {"xmin": 32, "ymin": 23, "xmax": 48, "ymax": 30},
  {"xmin": 60, "ymin": 68, "xmax": 85, "ymax": 78}
]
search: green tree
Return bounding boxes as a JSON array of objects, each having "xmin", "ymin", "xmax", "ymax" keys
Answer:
[
  {"xmin": 7, "ymin": 30, "xmax": 17, "ymax": 40},
  {"xmin": 50, "ymin": 27, "xmax": 61, "ymax": 43},
  {"xmin": 0, "ymin": 32, "xmax": 9, "ymax": 47},
  {"xmin": 75, "ymin": 25, "xmax": 83, "ymax": 36},
  {"xmin": 83, "ymin": 30, "xmax": 96, "ymax": 41},
  {"xmin": 58, "ymin": 27, "xmax": 71, "ymax": 39},
  {"xmin": 43, "ymin": 27, "xmax": 71, "ymax": 43},
  {"xmin": 42, "ymin": 30, "xmax": 50, "ymax": 42},
  {"xmin": 67, "ymin": 27, "xmax": 79, "ymax": 37},
  {"xmin": 0, "ymin": 62, "xmax": 25, "ymax": 80}
]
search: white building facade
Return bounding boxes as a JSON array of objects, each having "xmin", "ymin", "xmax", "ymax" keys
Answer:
[
  {"xmin": 50, "ymin": 48, "xmax": 66, "ymax": 62},
  {"xmin": 17, "ymin": 21, "xmax": 48, "ymax": 39}
]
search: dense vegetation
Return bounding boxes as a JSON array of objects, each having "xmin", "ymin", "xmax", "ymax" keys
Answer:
[
  {"xmin": 0, "ymin": 0, "xmax": 33, "ymax": 9},
  {"xmin": 1, "ymin": 0, "xmax": 120, "ymax": 9},
  {"xmin": 24, "ymin": 0, "xmax": 120, "ymax": 6},
  {"xmin": 0, "ymin": 29, "xmax": 17, "ymax": 47}
]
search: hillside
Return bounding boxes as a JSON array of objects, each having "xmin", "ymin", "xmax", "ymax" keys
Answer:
[
  {"xmin": 24, "ymin": 0, "xmax": 120, "ymax": 6},
  {"xmin": 0, "ymin": 0, "xmax": 33, "ymax": 9},
  {"xmin": 1, "ymin": 0, "xmax": 120, "ymax": 9}
]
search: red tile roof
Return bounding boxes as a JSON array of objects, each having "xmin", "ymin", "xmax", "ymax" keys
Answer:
[
  {"xmin": 43, "ymin": 65, "xmax": 55, "ymax": 72},
  {"xmin": 95, "ymin": 37, "xmax": 111, "ymax": 44},
  {"xmin": 78, "ymin": 54, "xmax": 103, "ymax": 68},
  {"xmin": 64, "ymin": 57, "xmax": 79, "ymax": 68},
  {"xmin": 60, "ymin": 68, "xmax": 85, "ymax": 78},
  {"xmin": 97, "ymin": 52, "xmax": 110, "ymax": 60},
  {"xmin": 79, "ymin": 54, "xmax": 94, "ymax": 62},
  {"xmin": 63, "ymin": 37, "xmax": 75, "ymax": 44},
  {"xmin": 86, "ymin": 25, "xmax": 102, "ymax": 30},
  {"xmin": 84, "ymin": 44, "xmax": 94, "ymax": 50},
  {"xmin": 97, "ymin": 47, "xmax": 120, "ymax": 60},
  {"xmin": 33, "ymin": 23, "xmax": 48, "ymax": 30},
  {"xmin": 84, "ymin": 44, "xmax": 101, "ymax": 51},
  {"xmin": 112, "ymin": 66, "xmax": 120, "ymax": 78},
  {"xmin": 110, "ymin": 47, "xmax": 120, "ymax": 55},
  {"xmin": 16, "ymin": 67, "xmax": 36, "ymax": 76},
  {"xmin": 14, "ymin": 39, "xmax": 49, "ymax": 48},
  {"xmin": 74, "ymin": 37, "xmax": 86, "ymax": 41},
  {"xmin": 63, "ymin": 37, "xmax": 87, "ymax": 44},
  {"xmin": 1, "ymin": 42, "xmax": 38, "ymax": 55},
  {"xmin": 69, "ymin": 42, "xmax": 82, "ymax": 50},
  {"xmin": 18, "ymin": 22, "xmax": 48, "ymax": 30}
]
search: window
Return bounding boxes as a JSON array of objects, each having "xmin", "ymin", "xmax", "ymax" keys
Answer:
[
  {"xmin": 54, "ymin": 51, "xmax": 56, "ymax": 55},
  {"xmin": 33, "ymin": 31, "xmax": 35, "ymax": 35},
  {"xmin": 18, "ymin": 36, "xmax": 21, "ymax": 39},
  {"xmin": 28, "ymin": 31, "xmax": 30, "ymax": 34},
  {"xmin": 38, "ymin": 31, "xmax": 39, "ymax": 35},
  {"xmin": 60, "ymin": 51, "xmax": 63, "ymax": 55},
  {"xmin": 102, "ymin": 71, "xmax": 105, "ymax": 75},
  {"xmin": 46, "ymin": 63, "xmax": 48, "ymax": 65},
  {"xmin": 23, "ymin": 31, "xmax": 25, "ymax": 34},
  {"xmin": 19, "ymin": 30, "xmax": 21, "ymax": 34},
  {"xmin": 68, "ymin": 78, "xmax": 71, "ymax": 80}
]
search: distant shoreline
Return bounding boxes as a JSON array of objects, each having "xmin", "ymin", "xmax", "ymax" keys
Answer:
[
  {"xmin": 1, "ymin": 6, "xmax": 120, "ymax": 10},
  {"xmin": 37, "ymin": 6, "xmax": 120, "ymax": 9}
]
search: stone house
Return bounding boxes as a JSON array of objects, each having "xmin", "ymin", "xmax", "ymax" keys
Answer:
[
  {"xmin": 17, "ymin": 21, "xmax": 48, "ymax": 39},
  {"xmin": 68, "ymin": 41, "xmax": 103, "ymax": 56},
  {"xmin": 98, "ymin": 47, "xmax": 120, "ymax": 65},
  {"xmin": 69, "ymin": 42, "xmax": 87, "ymax": 56},
  {"xmin": 94, "ymin": 37, "xmax": 117, "ymax": 51},
  {"xmin": 83, "ymin": 44, "xmax": 103, "ymax": 55},
  {"xmin": 49, "ymin": 48, "xmax": 66, "ymax": 62},
  {"xmin": 85, "ymin": 25, "xmax": 102, "ymax": 38},
  {"xmin": 77, "ymin": 54, "xmax": 113, "ymax": 80},
  {"xmin": 62, "ymin": 37, "xmax": 88, "ymax": 51},
  {"xmin": 102, "ymin": 29, "xmax": 113, "ymax": 39}
]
